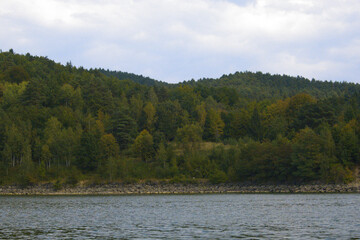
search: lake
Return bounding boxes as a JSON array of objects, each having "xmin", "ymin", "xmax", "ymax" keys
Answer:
[{"xmin": 0, "ymin": 194, "xmax": 359, "ymax": 239}]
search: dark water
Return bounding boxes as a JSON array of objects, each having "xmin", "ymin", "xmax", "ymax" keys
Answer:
[{"xmin": 0, "ymin": 194, "xmax": 359, "ymax": 239}]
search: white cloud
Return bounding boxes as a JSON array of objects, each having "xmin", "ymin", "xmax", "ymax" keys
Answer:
[{"xmin": 1, "ymin": 0, "xmax": 360, "ymax": 83}]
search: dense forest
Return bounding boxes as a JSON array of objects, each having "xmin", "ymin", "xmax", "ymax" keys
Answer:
[{"xmin": 0, "ymin": 49, "xmax": 359, "ymax": 186}]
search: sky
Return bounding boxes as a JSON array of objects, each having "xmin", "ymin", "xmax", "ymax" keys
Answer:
[{"xmin": 1, "ymin": 0, "xmax": 360, "ymax": 83}]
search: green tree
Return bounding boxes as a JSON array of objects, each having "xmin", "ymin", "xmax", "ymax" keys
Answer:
[
  {"xmin": 156, "ymin": 142, "xmax": 167, "ymax": 168},
  {"xmin": 204, "ymin": 108, "xmax": 225, "ymax": 141},
  {"xmin": 143, "ymin": 102, "xmax": 156, "ymax": 131},
  {"xmin": 291, "ymin": 127, "xmax": 322, "ymax": 181},
  {"xmin": 133, "ymin": 129, "xmax": 154, "ymax": 163},
  {"xmin": 336, "ymin": 120, "xmax": 359, "ymax": 166},
  {"xmin": 59, "ymin": 83, "xmax": 75, "ymax": 107},
  {"xmin": 3, "ymin": 66, "xmax": 30, "ymax": 84},
  {"xmin": 109, "ymin": 110, "xmax": 137, "ymax": 150},
  {"xmin": 2, "ymin": 122, "xmax": 32, "ymax": 168},
  {"xmin": 156, "ymin": 100, "xmax": 184, "ymax": 140},
  {"xmin": 100, "ymin": 133, "xmax": 119, "ymax": 160},
  {"xmin": 129, "ymin": 95, "xmax": 143, "ymax": 121},
  {"xmin": 22, "ymin": 78, "xmax": 48, "ymax": 106},
  {"xmin": 248, "ymin": 107, "xmax": 263, "ymax": 141},
  {"xmin": 176, "ymin": 124, "xmax": 203, "ymax": 151},
  {"xmin": 76, "ymin": 131, "xmax": 100, "ymax": 172},
  {"xmin": 2, "ymin": 82, "xmax": 28, "ymax": 107},
  {"xmin": 195, "ymin": 103, "xmax": 207, "ymax": 127}
]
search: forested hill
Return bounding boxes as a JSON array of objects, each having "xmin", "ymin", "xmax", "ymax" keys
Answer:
[
  {"xmin": 183, "ymin": 72, "xmax": 360, "ymax": 100},
  {"xmin": 99, "ymin": 69, "xmax": 168, "ymax": 87},
  {"xmin": 0, "ymin": 50, "xmax": 359, "ymax": 186}
]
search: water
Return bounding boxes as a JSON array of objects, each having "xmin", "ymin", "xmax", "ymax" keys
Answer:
[{"xmin": 0, "ymin": 194, "xmax": 359, "ymax": 239}]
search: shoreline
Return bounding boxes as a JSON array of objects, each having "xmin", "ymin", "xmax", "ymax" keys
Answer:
[{"xmin": 0, "ymin": 182, "xmax": 359, "ymax": 195}]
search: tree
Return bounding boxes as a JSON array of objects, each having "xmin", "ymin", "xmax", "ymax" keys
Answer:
[
  {"xmin": 336, "ymin": 120, "xmax": 359, "ymax": 166},
  {"xmin": 291, "ymin": 127, "xmax": 322, "ymax": 181},
  {"xmin": 43, "ymin": 117, "xmax": 79, "ymax": 168},
  {"xmin": 76, "ymin": 131, "xmax": 100, "ymax": 172},
  {"xmin": 204, "ymin": 108, "xmax": 225, "ymax": 141},
  {"xmin": 286, "ymin": 93, "xmax": 316, "ymax": 122},
  {"xmin": 109, "ymin": 110, "xmax": 137, "ymax": 150},
  {"xmin": 59, "ymin": 84, "xmax": 75, "ymax": 107},
  {"xmin": 171, "ymin": 85, "xmax": 200, "ymax": 116},
  {"xmin": 147, "ymin": 87, "xmax": 158, "ymax": 105},
  {"xmin": 129, "ymin": 95, "xmax": 143, "ymax": 121},
  {"xmin": 156, "ymin": 142, "xmax": 167, "ymax": 168},
  {"xmin": 2, "ymin": 122, "xmax": 31, "ymax": 168},
  {"xmin": 22, "ymin": 78, "xmax": 48, "ymax": 106},
  {"xmin": 41, "ymin": 144, "xmax": 52, "ymax": 169},
  {"xmin": 291, "ymin": 102, "xmax": 335, "ymax": 131},
  {"xmin": 100, "ymin": 133, "xmax": 119, "ymax": 160},
  {"xmin": 176, "ymin": 124, "xmax": 203, "ymax": 151},
  {"xmin": 248, "ymin": 107, "xmax": 263, "ymax": 141},
  {"xmin": 156, "ymin": 100, "xmax": 184, "ymax": 140},
  {"xmin": 2, "ymin": 81, "xmax": 28, "ymax": 107},
  {"xmin": 3, "ymin": 66, "xmax": 30, "ymax": 84},
  {"xmin": 133, "ymin": 130, "xmax": 154, "ymax": 163},
  {"xmin": 195, "ymin": 103, "xmax": 207, "ymax": 127},
  {"xmin": 224, "ymin": 110, "xmax": 249, "ymax": 139},
  {"xmin": 143, "ymin": 102, "xmax": 156, "ymax": 131}
]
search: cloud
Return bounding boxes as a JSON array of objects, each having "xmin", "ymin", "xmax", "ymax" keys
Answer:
[{"xmin": 1, "ymin": 0, "xmax": 360, "ymax": 83}]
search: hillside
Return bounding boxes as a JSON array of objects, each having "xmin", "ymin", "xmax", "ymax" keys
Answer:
[
  {"xmin": 184, "ymin": 71, "xmax": 360, "ymax": 100},
  {"xmin": 99, "ymin": 68, "xmax": 168, "ymax": 87},
  {"xmin": 0, "ymin": 50, "xmax": 359, "ymax": 186}
]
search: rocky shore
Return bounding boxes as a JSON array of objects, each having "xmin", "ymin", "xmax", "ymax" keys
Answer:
[{"xmin": 0, "ymin": 182, "xmax": 359, "ymax": 195}]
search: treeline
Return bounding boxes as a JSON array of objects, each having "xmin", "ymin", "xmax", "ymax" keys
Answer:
[
  {"xmin": 99, "ymin": 69, "xmax": 167, "ymax": 87},
  {"xmin": 0, "ymin": 50, "xmax": 359, "ymax": 186},
  {"xmin": 188, "ymin": 71, "xmax": 359, "ymax": 100}
]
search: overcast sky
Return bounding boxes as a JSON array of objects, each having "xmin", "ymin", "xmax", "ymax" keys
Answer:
[{"xmin": 1, "ymin": 0, "xmax": 360, "ymax": 83}]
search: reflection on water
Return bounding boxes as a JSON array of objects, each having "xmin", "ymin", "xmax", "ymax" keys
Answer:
[{"xmin": 0, "ymin": 194, "xmax": 359, "ymax": 239}]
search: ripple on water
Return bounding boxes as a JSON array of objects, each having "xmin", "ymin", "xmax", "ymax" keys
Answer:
[{"xmin": 0, "ymin": 194, "xmax": 359, "ymax": 239}]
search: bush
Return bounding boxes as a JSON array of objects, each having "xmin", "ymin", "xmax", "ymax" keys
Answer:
[
  {"xmin": 209, "ymin": 169, "xmax": 228, "ymax": 184},
  {"xmin": 65, "ymin": 167, "xmax": 81, "ymax": 186},
  {"xmin": 19, "ymin": 175, "xmax": 36, "ymax": 188},
  {"xmin": 170, "ymin": 174, "xmax": 197, "ymax": 184},
  {"xmin": 329, "ymin": 164, "xmax": 354, "ymax": 183},
  {"xmin": 53, "ymin": 180, "xmax": 63, "ymax": 191}
]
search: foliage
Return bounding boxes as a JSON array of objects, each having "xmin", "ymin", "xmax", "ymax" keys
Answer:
[{"xmin": 0, "ymin": 50, "xmax": 359, "ymax": 184}]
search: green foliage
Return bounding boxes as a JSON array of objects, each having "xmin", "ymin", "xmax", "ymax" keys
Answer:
[
  {"xmin": 209, "ymin": 169, "xmax": 228, "ymax": 184},
  {"xmin": 0, "ymin": 51, "xmax": 359, "ymax": 185},
  {"xmin": 204, "ymin": 108, "xmax": 225, "ymax": 141},
  {"xmin": 176, "ymin": 124, "xmax": 202, "ymax": 151},
  {"xmin": 53, "ymin": 179, "xmax": 63, "ymax": 191},
  {"xmin": 109, "ymin": 110, "xmax": 137, "ymax": 150},
  {"xmin": 75, "ymin": 131, "xmax": 100, "ymax": 172},
  {"xmin": 156, "ymin": 100, "xmax": 184, "ymax": 140},
  {"xmin": 3, "ymin": 66, "xmax": 30, "ymax": 84},
  {"xmin": 133, "ymin": 130, "xmax": 154, "ymax": 163}
]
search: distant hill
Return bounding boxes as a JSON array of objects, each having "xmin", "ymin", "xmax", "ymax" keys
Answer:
[
  {"xmin": 183, "ymin": 71, "xmax": 360, "ymax": 100},
  {"xmin": 99, "ymin": 69, "xmax": 168, "ymax": 87}
]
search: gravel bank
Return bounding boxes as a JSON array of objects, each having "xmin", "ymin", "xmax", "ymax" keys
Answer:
[{"xmin": 0, "ymin": 182, "xmax": 359, "ymax": 195}]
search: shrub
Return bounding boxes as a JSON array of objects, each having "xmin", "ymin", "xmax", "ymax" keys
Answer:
[{"xmin": 209, "ymin": 169, "xmax": 228, "ymax": 184}]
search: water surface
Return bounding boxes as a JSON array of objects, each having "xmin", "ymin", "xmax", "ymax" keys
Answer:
[{"xmin": 0, "ymin": 194, "xmax": 359, "ymax": 239}]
